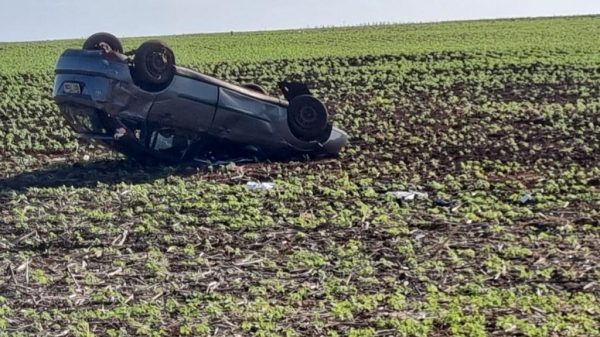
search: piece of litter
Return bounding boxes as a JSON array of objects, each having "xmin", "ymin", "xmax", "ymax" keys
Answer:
[
  {"xmin": 520, "ymin": 194, "xmax": 532, "ymax": 203},
  {"xmin": 387, "ymin": 191, "xmax": 428, "ymax": 201},
  {"xmin": 246, "ymin": 181, "xmax": 275, "ymax": 191},
  {"xmin": 83, "ymin": 155, "xmax": 90, "ymax": 161},
  {"xmin": 435, "ymin": 200, "xmax": 454, "ymax": 207},
  {"xmin": 415, "ymin": 234, "xmax": 426, "ymax": 240},
  {"xmin": 114, "ymin": 128, "xmax": 126, "ymax": 140}
]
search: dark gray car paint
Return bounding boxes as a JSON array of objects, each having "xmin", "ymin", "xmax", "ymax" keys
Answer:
[
  {"xmin": 147, "ymin": 75, "xmax": 219, "ymax": 134},
  {"xmin": 53, "ymin": 48, "xmax": 348, "ymax": 162}
]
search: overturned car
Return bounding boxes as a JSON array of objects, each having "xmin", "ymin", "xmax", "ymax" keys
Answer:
[{"xmin": 52, "ymin": 32, "xmax": 348, "ymax": 164}]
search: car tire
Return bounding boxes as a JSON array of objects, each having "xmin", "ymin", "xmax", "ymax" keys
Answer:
[
  {"xmin": 242, "ymin": 83, "xmax": 266, "ymax": 94},
  {"xmin": 133, "ymin": 40, "xmax": 176, "ymax": 87},
  {"xmin": 287, "ymin": 95, "xmax": 329, "ymax": 142},
  {"xmin": 83, "ymin": 32, "xmax": 124, "ymax": 53}
]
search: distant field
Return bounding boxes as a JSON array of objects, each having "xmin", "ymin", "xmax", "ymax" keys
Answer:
[
  {"xmin": 1, "ymin": 15, "xmax": 600, "ymax": 74},
  {"xmin": 1, "ymin": 15, "xmax": 600, "ymax": 336}
]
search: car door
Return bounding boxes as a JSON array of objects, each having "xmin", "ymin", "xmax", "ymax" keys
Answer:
[{"xmin": 146, "ymin": 75, "xmax": 219, "ymax": 135}]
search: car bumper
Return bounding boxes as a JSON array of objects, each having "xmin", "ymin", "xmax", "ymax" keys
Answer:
[
  {"xmin": 53, "ymin": 73, "xmax": 115, "ymax": 108},
  {"xmin": 320, "ymin": 126, "xmax": 348, "ymax": 156}
]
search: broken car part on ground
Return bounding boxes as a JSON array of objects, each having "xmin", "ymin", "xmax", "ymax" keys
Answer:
[{"xmin": 52, "ymin": 32, "xmax": 349, "ymax": 165}]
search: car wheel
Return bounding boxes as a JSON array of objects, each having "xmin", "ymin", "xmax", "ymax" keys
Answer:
[
  {"xmin": 133, "ymin": 40, "xmax": 176, "ymax": 86},
  {"xmin": 83, "ymin": 32, "xmax": 124, "ymax": 53},
  {"xmin": 242, "ymin": 83, "xmax": 266, "ymax": 94},
  {"xmin": 287, "ymin": 95, "xmax": 329, "ymax": 142}
]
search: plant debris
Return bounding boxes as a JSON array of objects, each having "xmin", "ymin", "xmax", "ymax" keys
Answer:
[{"xmin": 1, "ymin": 17, "xmax": 600, "ymax": 337}]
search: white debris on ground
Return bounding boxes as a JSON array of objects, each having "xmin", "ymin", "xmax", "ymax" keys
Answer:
[
  {"xmin": 521, "ymin": 194, "xmax": 532, "ymax": 203},
  {"xmin": 386, "ymin": 191, "xmax": 428, "ymax": 201},
  {"xmin": 246, "ymin": 181, "xmax": 275, "ymax": 191}
]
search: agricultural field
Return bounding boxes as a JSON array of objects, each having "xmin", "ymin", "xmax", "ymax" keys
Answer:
[{"xmin": 1, "ymin": 15, "xmax": 600, "ymax": 336}]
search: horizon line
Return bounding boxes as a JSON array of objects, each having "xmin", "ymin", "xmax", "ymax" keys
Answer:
[{"xmin": 1, "ymin": 13, "xmax": 598, "ymax": 44}]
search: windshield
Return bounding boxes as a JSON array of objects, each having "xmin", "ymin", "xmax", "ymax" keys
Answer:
[{"xmin": 59, "ymin": 105, "xmax": 109, "ymax": 135}]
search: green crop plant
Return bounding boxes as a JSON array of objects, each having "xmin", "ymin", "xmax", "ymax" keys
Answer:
[{"xmin": 0, "ymin": 14, "xmax": 599, "ymax": 337}]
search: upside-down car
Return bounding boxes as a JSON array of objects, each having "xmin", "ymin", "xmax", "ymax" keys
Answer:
[{"xmin": 52, "ymin": 32, "xmax": 348, "ymax": 164}]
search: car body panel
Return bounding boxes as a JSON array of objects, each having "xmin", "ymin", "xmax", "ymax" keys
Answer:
[
  {"xmin": 52, "ymin": 46, "xmax": 349, "ymax": 164},
  {"xmin": 175, "ymin": 67, "xmax": 288, "ymax": 107},
  {"xmin": 211, "ymin": 87, "xmax": 289, "ymax": 151},
  {"xmin": 147, "ymin": 75, "xmax": 219, "ymax": 134},
  {"xmin": 54, "ymin": 49, "xmax": 132, "ymax": 82}
]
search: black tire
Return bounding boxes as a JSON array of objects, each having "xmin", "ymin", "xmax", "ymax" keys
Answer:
[
  {"xmin": 133, "ymin": 40, "xmax": 176, "ymax": 86},
  {"xmin": 83, "ymin": 32, "xmax": 123, "ymax": 53},
  {"xmin": 242, "ymin": 83, "xmax": 266, "ymax": 94},
  {"xmin": 287, "ymin": 95, "xmax": 329, "ymax": 142}
]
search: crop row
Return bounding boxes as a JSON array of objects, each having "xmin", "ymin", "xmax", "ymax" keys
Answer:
[
  {"xmin": 1, "ymin": 45, "xmax": 599, "ymax": 335},
  {"xmin": 1, "ymin": 50, "xmax": 600, "ymax": 172},
  {"xmin": 1, "ymin": 17, "xmax": 600, "ymax": 336},
  {"xmin": 1, "ymin": 15, "xmax": 600, "ymax": 74}
]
